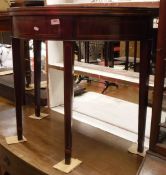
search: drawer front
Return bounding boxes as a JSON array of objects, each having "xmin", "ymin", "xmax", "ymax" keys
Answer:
[
  {"xmin": 13, "ymin": 16, "xmax": 73, "ymax": 40},
  {"xmin": 76, "ymin": 16, "xmax": 151, "ymax": 40}
]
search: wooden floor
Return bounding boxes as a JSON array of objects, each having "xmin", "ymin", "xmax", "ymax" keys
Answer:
[
  {"xmin": 0, "ymin": 97, "xmax": 143, "ymax": 175},
  {"xmin": 137, "ymin": 152, "xmax": 166, "ymax": 175}
]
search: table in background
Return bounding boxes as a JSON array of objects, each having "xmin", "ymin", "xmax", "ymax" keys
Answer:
[{"xmin": 0, "ymin": 11, "xmax": 44, "ymax": 106}]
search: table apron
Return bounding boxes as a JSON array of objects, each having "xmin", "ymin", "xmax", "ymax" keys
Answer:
[{"xmin": 12, "ymin": 15, "xmax": 154, "ymax": 41}]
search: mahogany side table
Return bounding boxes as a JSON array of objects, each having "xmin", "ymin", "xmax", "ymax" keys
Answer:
[{"xmin": 9, "ymin": 2, "xmax": 159, "ymax": 164}]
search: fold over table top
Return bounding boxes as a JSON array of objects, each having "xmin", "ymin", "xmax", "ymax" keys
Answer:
[
  {"xmin": 9, "ymin": 2, "xmax": 159, "ymax": 16},
  {"xmin": 9, "ymin": 2, "xmax": 159, "ymax": 40}
]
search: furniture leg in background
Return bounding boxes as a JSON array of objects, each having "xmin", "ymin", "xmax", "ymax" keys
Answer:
[
  {"xmin": 78, "ymin": 41, "xmax": 82, "ymax": 62},
  {"xmin": 104, "ymin": 41, "xmax": 114, "ymax": 67},
  {"xmin": 24, "ymin": 40, "xmax": 31, "ymax": 88},
  {"xmin": 125, "ymin": 41, "xmax": 129, "ymax": 70},
  {"xmin": 85, "ymin": 41, "xmax": 89, "ymax": 63},
  {"xmin": 102, "ymin": 41, "xmax": 118, "ymax": 93},
  {"xmin": 104, "ymin": 41, "xmax": 109, "ymax": 67},
  {"xmin": 133, "ymin": 41, "xmax": 137, "ymax": 72},
  {"xmin": 75, "ymin": 41, "xmax": 89, "ymax": 84},
  {"xmin": 28, "ymin": 40, "xmax": 48, "ymax": 119},
  {"xmin": 109, "ymin": 41, "xmax": 114, "ymax": 68}
]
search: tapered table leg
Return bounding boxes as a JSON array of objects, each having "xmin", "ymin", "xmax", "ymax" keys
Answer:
[
  {"xmin": 33, "ymin": 40, "xmax": 42, "ymax": 117},
  {"xmin": 12, "ymin": 38, "xmax": 23, "ymax": 140},
  {"xmin": 138, "ymin": 40, "xmax": 151, "ymax": 153},
  {"xmin": 63, "ymin": 41, "xmax": 74, "ymax": 165}
]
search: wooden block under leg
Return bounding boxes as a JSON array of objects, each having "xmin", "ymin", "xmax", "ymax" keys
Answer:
[
  {"xmin": 5, "ymin": 136, "xmax": 27, "ymax": 145},
  {"xmin": 28, "ymin": 112, "xmax": 48, "ymax": 120},
  {"xmin": 128, "ymin": 143, "xmax": 148, "ymax": 157},
  {"xmin": 53, "ymin": 158, "xmax": 82, "ymax": 173},
  {"xmin": 25, "ymin": 81, "xmax": 47, "ymax": 91}
]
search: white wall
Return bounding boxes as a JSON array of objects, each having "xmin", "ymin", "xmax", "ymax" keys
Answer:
[{"xmin": 47, "ymin": 41, "xmax": 64, "ymax": 107}]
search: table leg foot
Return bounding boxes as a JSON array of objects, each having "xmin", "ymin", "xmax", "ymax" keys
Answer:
[
  {"xmin": 28, "ymin": 112, "xmax": 48, "ymax": 120},
  {"xmin": 128, "ymin": 143, "xmax": 147, "ymax": 157},
  {"xmin": 53, "ymin": 158, "xmax": 82, "ymax": 173},
  {"xmin": 5, "ymin": 136, "xmax": 27, "ymax": 145}
]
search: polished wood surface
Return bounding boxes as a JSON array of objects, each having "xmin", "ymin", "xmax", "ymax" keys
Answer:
[
  {"xmin": 0, "ymin": 98, "xmax": 142, "ymax": 175},
  {"xmin": 9, "ymin": 3, "xmax": 159, "ymax": 163}
]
